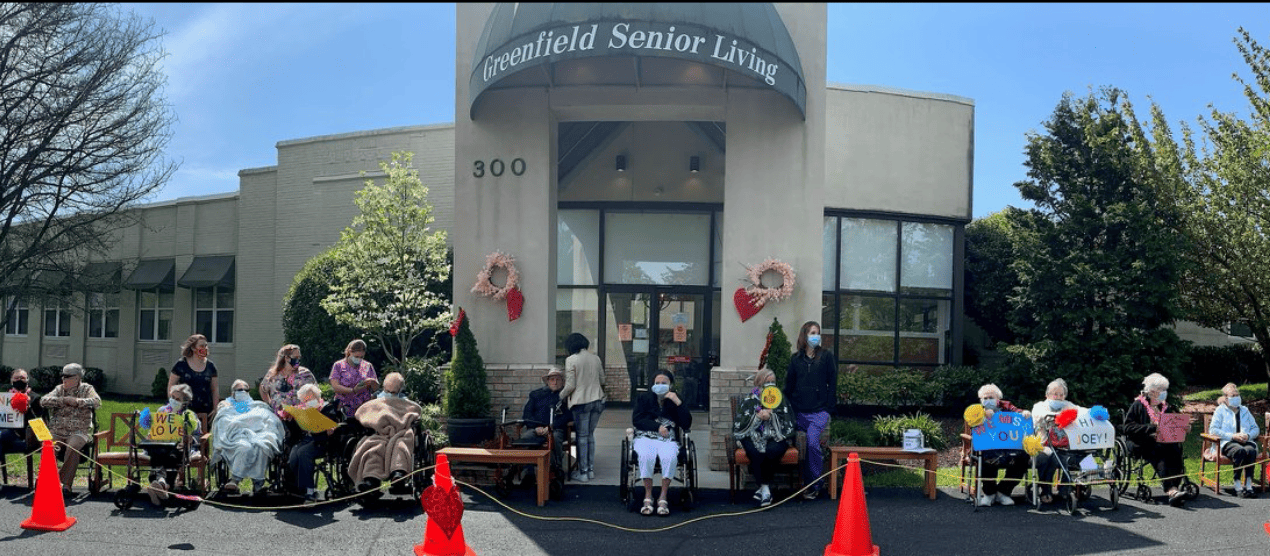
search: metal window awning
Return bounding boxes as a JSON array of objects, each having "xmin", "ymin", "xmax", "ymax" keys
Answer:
[
  {"xmin": 77, "ymin": 262, "xmax": 122, "ymax": 293},
  {"xmin": 178, "ymin": 255, "xmax": 235, "ymax": 289},
  {"xmin": 123, "ymin": 258, "xmax": 176, "ymax": 291}
]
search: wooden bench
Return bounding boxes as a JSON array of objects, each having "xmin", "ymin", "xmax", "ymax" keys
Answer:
[
  {"xmin": 829, "ymin": 446, "xmax": 939, "ymax": 500},
  {"xmin": 437, "ymin": 446, "xmax": 551, "ymax": 506}
]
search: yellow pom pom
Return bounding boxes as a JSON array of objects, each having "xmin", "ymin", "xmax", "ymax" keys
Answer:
[
  {"xmin": 1023, "ymin": 434, "xmax": 1044, "ymax": 457},
  {"xmin": 963, "ymin": 404, "xmax": 985, "ymax": 427}
]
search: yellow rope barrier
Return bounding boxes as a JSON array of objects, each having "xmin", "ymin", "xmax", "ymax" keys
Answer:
[{"xmin": 0, "ymin": 447, "xmax": 41, "ymax": 473}]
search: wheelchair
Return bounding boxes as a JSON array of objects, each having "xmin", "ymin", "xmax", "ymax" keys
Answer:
[
  {"xmin": 492, "ymin": 406, "xmax": 567, "ymax": 502},
  {"xmin": 618, "ymin": 425, "xmax": 699, "ymax": 512},
  {"xmin": 346, "ymin": 417, "xmax": 437, "ymax": 506},
  {"xmin": 112, "ymin": 411, "xmax": 206, "ymax": 511},
  {"xmin": 1038, "ymin": 446, "xmax": 1120, "ymax": 515},
  {"xmin": 1112, "ymin": 436, "xmax": 1199, "ymax": 503}
]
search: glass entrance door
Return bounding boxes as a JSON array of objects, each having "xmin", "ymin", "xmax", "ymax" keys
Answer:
[{"xmin": 607, "ymin": 286, "xmax": 710, "ymax": 408}]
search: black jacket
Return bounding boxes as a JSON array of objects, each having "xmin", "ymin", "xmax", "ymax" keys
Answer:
[
  {"xmin": 632, "ymin": 391, "xmax": 692, "ymax": 434},
  {"xmin": 785, "ymin": 349, "xmax": 838, "ymax": 414},
  {"xmin": 522, "ymin": 386, "xmax": 572, "ymax": 428}
]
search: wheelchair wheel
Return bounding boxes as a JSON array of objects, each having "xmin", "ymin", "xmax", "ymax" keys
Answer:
[
  {"xmin": 1135, "ymin": 484, "xmax": 1152, "ymax": 502},
  {"xmin": 1112, "ymin": 440, "xmax": 1131, "ymax": 496},
  {"xmin": 1064, "ymin": 490, "xmax": 1078, "ymax": 515},
  {"xmin": 113, "ymin": 484, "xmax": 139, "ymax": 510},
  {"xmin": 678, "ymin": 487, "xmax": 694, "ymax": 511},
  {"xmin": 1182, "ymin": 479, "xmax": 1199, "ymax": 500},
  {"xmin": 1076, "ymin": 483, "xmax": 1091, "ymax": 502},
  {"xmin": 88, "ymin": 473, "xmax": 102, "ymax": 495},
  {"xmin": 494, "ymin": 471, "xmax": 513, "ymax": 498},
  {"xmin": 619, "ymin": 437, "xmax": 631, "ymax": 508}
]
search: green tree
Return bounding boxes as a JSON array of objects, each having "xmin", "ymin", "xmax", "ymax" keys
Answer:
[
  {"xmin": 321, "ymin": 152, "xmax": 450, "ymax": 368},
  {"xmin": 1008, "ymin": 87, "xmax": 1189, "ymax": 407},
  {"xmin": 964, "ymin": 208, "xmax": 1025, "ymax": 346},
  {"xmin": 1144, "ymin": 28, "xmax": 1270, "ymax": 382},
  {"xmin": 283, "ymin": 248, "xmax": 369, "ymax": 381},
  {"xmin": 446, "ymin": 308, "xmax": 490, "ymax": 419},
  {"xmin": 763, "ymin": 317, "xmax": 793, "ymax": 387}
]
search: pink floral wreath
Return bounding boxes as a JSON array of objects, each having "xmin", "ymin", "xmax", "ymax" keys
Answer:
[
  {"xmin": 472, "ymin": 251, "xmax": 519, "ymax": 300},
  {"xmin": 744, "ymin": 258, "xmax": 796, "ymax": 305}
]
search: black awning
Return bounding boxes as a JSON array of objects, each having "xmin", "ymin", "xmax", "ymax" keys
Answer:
[
  {"xmin": 123, "ymin": 259, "xmax": 175, "ymax": 291},
  {"xmin": 178, "ymin": 255, "xmax": 235, "ymax": 289},
  {"xmin": 77, "ymin": 262, "xmax": 122, "ymax": 292},
  {"xmin": 469, "ymin": 3, "xmax": 807, "ymax": 119}
]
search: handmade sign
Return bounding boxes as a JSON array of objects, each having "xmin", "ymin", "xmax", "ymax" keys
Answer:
[
  {"xmin": 760, "ymin": 386, "xmax": 783, "ymax": 409},
  {"xmin": 0, "ymin": 392, "xmax": 24, "ymax": 429},
  {"xmin": 284, "ymin": 405, "xmax": 339, "ymax": 433},
  {"xmin": 1064, "ymin": 408, "xmax": 1116, "ymax": 450},
  {"xmin": 148, "ymin": 412, "xmax": 182, "ymax": 441},
  {"xmin": 1156, "ymin": 412, "xmax": 1191, "ymax": 444},
  {"xmin": 28, "ymin": 417, "xmax": 51, "ymax": 442},
  {"xmin": 970, "ymin": 411, "xmax": 1035, "ymax": 450}
]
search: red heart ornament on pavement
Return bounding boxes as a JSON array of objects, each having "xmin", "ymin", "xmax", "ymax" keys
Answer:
[
  {"xmin": 421, "ymin": 484, "xmax": 464, "ymax": 539},
  {"xmin": 506, "ymin": 287, "xmax": 524, "ymax": 322},
  {"xmin": 733, "ymin": 287, "xmax": 764, "ymax": 322}
]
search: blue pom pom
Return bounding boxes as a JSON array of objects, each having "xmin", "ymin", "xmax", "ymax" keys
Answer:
[
  {"xmin": 139, "ymin": 407, "xmax": 152, "ymax": 430},
  {"xmin": 1090, "ymin": 405, "xmax": 1110, "ymax": 421}
]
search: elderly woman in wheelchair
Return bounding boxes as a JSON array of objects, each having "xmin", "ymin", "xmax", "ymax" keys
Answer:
[
  {"xmin": 1031, "ymin": 378, "xmax": 1080, "ymax": 505},
  {"xmin": 210, "ymin": 379, "xmax": 286, "ymax": 496},
  {"xmin": 632, "ymin": 369, "xmax": 692, "ymax": 516},
  {"xmin": 1122, "ymin": 373, "xmax": 1189, "ymax": 507},
  {"xmin": 969, "ymin": 383, "xmax": 1031, "ymax": 507}
]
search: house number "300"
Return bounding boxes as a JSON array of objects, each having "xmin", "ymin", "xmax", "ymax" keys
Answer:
[{"xmin": 473, "ymin": 158, "xmax": 526, "ymax": 178}]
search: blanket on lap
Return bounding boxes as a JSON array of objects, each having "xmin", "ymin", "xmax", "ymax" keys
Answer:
[
  {"xmin": 348, "ymin": 397, "xmax": 423, "ymax": 484},
  {"xmin": 210, "ymin": 400, "xmax": 286, "ymax": 482}
]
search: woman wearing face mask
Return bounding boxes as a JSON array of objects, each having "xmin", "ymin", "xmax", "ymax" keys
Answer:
[
  {"xmin": 210, "ymin": 380, "xmax": 286, "ymax": 497},
  {"xmin": 971, "ymin": 384, "xmax": 1031, "ymax": 507},
  {"xmin": 260, "ymin": 344, "xmax": 317, "ymax": 423},
  {"xmin": 169, "ymin": 334, "xmax": 219, "ymax": 430},
  {"xmin": 733, "ymin": 368, "xmax": 794, "ymax": 507},
  {"xmin": 1209, "ymin": 382, "xmax": 1260, "ymax": 498},
  {"xmin": 329, "ymin": 338, "xmax": 379, "ymax": 418},
  {"xmin": 632, "ymin": 370, "xmax": 692, "ymax": 516},
  {"xmin": 287, "ymin": 383, "xmax": 339, "ymax": 502},
  {"xmin": 140, "ymin": 384, "xmax": 202, "ymax": 505},
  {"xmin": 1030, "ymin": 378, "xmax": 1080, "ymax": 505},
  {"xmin": 785, "ymin": 320, "xmax": 837, "ymax": 500},
  {"xmin": 1122, "ymin": 373, "xmax": 1188, "ymax": 507}
]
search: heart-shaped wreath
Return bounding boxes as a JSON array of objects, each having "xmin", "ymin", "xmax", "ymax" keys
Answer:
[
  {"xmin": 471, "ymin": 251, "xmax": 523, "ymax": 321},
  {"xmin": 734, "ymin": 258, "xmax": 796, "ymax": 322}
]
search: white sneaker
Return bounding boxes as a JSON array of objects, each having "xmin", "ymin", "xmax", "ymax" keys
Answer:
[
  {"xmin": 976, "ymin": 493, "xmax": 994, "ymax": 507},
  {"xmin": 994, "ymin": 492, "xmax": 1015, "ymax": 506},
  {"xmin": 587, "ymin": 470, "xmax": 595, "ymax": 480},
  {"xmin": 575, "ymin": 472, "xmax": 589, "ymax": 483}
]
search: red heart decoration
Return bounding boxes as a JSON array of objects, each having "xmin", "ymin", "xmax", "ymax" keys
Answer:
[
  {"xmin": 421, "ymin": 483, "xmax": 464, "ymax": 539},
  {"xmin": 734, "ymin": 287, "xmax": 764, "ymax": 323},
  {"xmin": 506, "ymin": 287, "xmax": 524, "ymax": 322}
]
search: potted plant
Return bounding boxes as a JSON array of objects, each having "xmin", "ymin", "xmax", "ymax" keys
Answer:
[{"xmin": 444, "ymin": 308, "xmax": 495, "ymax": 446}]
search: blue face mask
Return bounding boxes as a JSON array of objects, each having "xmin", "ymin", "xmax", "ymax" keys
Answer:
[
  {"xmin": 169, "ymin": 398, "xmax": 186, "ymax": 411},
  {"xmin": 377, "ymin": 391, "xmax": 403, "ymax": 400},
  {"xmin": 981, "ymin": 398, "xmax": 998, "ymax": 410},
  {"xmin": 807, "ymin": 334, "xmax": 821, "ymax": 348},
  {"xmin": 1048, "ymin": 399, "xmax": 1065, "ymax": 412},
  {"xmin": 1229, "ymin": 396, "xmax": 1242, "ymax": 408},
  {"xmin": 651, "ymin": 383, "xmax": 670, "ymax": 396},
  {"xmin": 349, "ymin": 356, "xmax": 362, "ymax": 366}
]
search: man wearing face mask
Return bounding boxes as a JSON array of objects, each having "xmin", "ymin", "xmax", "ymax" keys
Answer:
[
  {"xmin": 1209, "ymin": 382, "xmax": 1260, "ymax": 497},
  {"xmin": 349, "ymin": 372, "xmax": 425, "ymax": 495},
  {"xmin": 1123, "ymin": 373, "xmax": 1188, "ymax": 507},
  {"xmin": 0, "ymin": 368, "xmax": 40, "ymax": 479},
  {"xmin": 785, "ymin": 320, "xmax": 838, "ymax": 500},
  {"xmin": 210, "ymin": 380, "xmax": 286, "ymax": 497}
]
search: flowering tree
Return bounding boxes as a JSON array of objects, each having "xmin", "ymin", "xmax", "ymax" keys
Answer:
[{"xmin": 321, "ymin": 152, "xmax": 450, "ymax": 368}]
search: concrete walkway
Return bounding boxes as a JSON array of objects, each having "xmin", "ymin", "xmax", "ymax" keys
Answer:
[{"xmin": 571, "ymin": 407, "xmax": 729, "ymax": 489}]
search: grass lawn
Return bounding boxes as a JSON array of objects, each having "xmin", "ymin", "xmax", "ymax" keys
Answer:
[
  {"xmin": 1, "ymin": 395, "xmax": 155, "ymax": 490},
  {"xmin": 1184, "ymin": 383, "xmax": 1267, "ymax": 402}
]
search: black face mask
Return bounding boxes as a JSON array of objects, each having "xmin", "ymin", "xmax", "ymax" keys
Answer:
[{"xmin": 11, "ymin": 380, "xmax": 26, "ymax": 391}]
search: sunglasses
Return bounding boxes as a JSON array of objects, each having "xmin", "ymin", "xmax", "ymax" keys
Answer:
[{"xmin": 61, "ymin": 374, "xmax": 77, "ymax": 379}]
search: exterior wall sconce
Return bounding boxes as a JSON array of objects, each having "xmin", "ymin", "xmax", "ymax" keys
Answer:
[
  {"xmin": 690, "ymin": 155, "xmax": 700, "ymax": 173},
  {"xmin": 616, "ymin": 154, "xmax": 627, "ymax": 172}
]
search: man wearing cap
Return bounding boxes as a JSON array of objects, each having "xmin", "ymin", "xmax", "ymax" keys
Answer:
[
  {"xmin": 520, "ymin": 367, "xmax": 572, "ymax": 477},
  {"xmin": 39, "ymin": 363, "xmax": 101, "ymax": 494}
]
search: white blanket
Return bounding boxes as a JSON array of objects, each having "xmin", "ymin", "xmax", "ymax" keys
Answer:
[{"xmin": 210, "ymin": 400, "xmax": 286, "ymax": 482}]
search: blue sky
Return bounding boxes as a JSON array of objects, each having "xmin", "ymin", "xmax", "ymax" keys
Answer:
[{"xmin": 125, "ymin": 3, "xmax": 1270, "ymax": 219}]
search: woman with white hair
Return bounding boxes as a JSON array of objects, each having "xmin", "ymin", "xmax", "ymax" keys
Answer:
[
  {"xmin": 1030, "ymin": 378, "xmax": 1079, "ymax": 505},
  {"xmin": 971, "ymin": 383, "xmax": 1031, "ymax": 506},
  {"xmin": 210, "ymin": 379, "xmax": 286, "ymax": 496},
  {"xmin": 1208, "ymin": 382, "xmax": 1260, "ymax": 498},
  {"xmin": 286, "ymin": 383, "xmax": 339, "ymax": 502},
  {"xmin": 1123, "ymin": 372, "xmax": 1188, "ymax": 506}
]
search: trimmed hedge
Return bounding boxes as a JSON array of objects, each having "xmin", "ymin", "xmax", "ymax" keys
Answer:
[
  {"xmin": 1181, "ymin": 344, "xmax": 1265, "ymax": 387},
  {"xmin": 29, "ymin": 365, "xmax": 106, "ymax": 392}
]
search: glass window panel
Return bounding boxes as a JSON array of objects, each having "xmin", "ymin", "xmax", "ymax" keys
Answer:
[
  {"xmin": 216, "ymin": 287, "xmax": 234, "ymax": 309},
  {"xmin": 196, "ymin": 311, "xmax": 213, "ymax": 340},
  {"xmin": 89, "ymin": 312, "xmax": 103, "ymax": 337},
  {"xmin": 900, "ymin": 222, "xmax": 954, "ymax": 295},
  {"xmin": 823, "ymin": 217, "xmax": 837, "ymax": 291},
  {"xmin": 821, "ymin": 293, "xmax": 837, "ymax": 356},
  {"xmin": 105, "ymin": 309, "xmax": 119, "ymax": 338},
  {"xmin": 103, "ymin": 291, "xmax": 119, "ymax": 308},
  {"xmin": 557, "ymin": 210, "xmax": 600, "ymax": 286},
  {"xmin": 44, "ymin": 310, "xmax": 57, "ymax": 337},
  {"xmin": 195, "ymin": 288, "xmax": 213, "ymax": 308},
  {"xmin": 712, "ymin": 212, "xmax": 723, "ymax": 288},
  {"xmin": 604, "ymin": 212, "xmax": 710, "ymax": 285},
  {"xmin": 898, "ymin": 299, "xmax": 950, "ymax": 365},
  {"xmin": 140, "ymin": 290, "xmax": 157, "ymax": 308},
  {"xmin": 840, "ymin": 218, "xmax": 897, "ymax": 292},
  {"xmin": 158, "ymin": 309, "xmax": 172, "ymax": 340},
  {"xmin": 139, "ymin": 310, "xmax": 155, "ymax": 340},
  {"xmin": 57, "ymin": 310, "xmax": 70, "ymax": 336},
  {"xmin": 88, "ymin": 292, "xmax": 103, "ymax": 309},
  {"xmin": 159, "ymin": 291, "xmax": 174, "ymax": 308},
  {"xmin": 216, "ymin": 310, "xmax": 233, "ymax": 343},
  {"xmin": 555, "ymin": 288, "xmax": 599, "ymax": 365},
  {"xmin": 837, "ymin": 295, "xmax": 896, "ymax": 363}
]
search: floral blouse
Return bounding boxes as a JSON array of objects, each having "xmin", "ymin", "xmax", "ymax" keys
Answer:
[
  {"xmin": 261, "ymin": 368, "xmax": 316, "ymax": 417},
  {"xmin": 329, "ymin": 358, "xmax": 377, "ymax": 416}
]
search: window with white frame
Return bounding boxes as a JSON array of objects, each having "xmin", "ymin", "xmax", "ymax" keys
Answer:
[
  {"xmin": 138, "ymin": 289, "xmax": 173, "ymax": 341},
  {"xmin": 4, "ymin": 297, "xmax": 28, "ymax": 336},
  {"xmin": 194, "ymin": 286, "xmax": 234, "ymax": 343},
  {"xmin": 87, "ymin": 292, "xmax": 120, "ymax": 339},
  {"xmin": 43, "ymin": 299, "xmax": 71, "ymax": 337}
]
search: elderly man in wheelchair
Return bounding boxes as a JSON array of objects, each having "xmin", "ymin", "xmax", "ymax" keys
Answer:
[{"xmin": 508, "ymin": 367, "xmax": 572, "ymax": 487}]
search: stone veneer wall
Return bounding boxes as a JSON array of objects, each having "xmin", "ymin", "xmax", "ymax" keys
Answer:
[{"xmin": 708, "ymin": 367, "xmax": 756, "ymax": 471}]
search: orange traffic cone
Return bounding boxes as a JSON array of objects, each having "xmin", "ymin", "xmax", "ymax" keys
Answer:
[
  {"xmin": 21, "ymin": 440, "xmax": 76, "ymax": 532},
  {"xmin": 824, "ymin": 452, "xmax": 878, "ymax": 556},
  {"xmin": 415, "ymin": 453, "xmax": 476, "ymax": 556}
]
